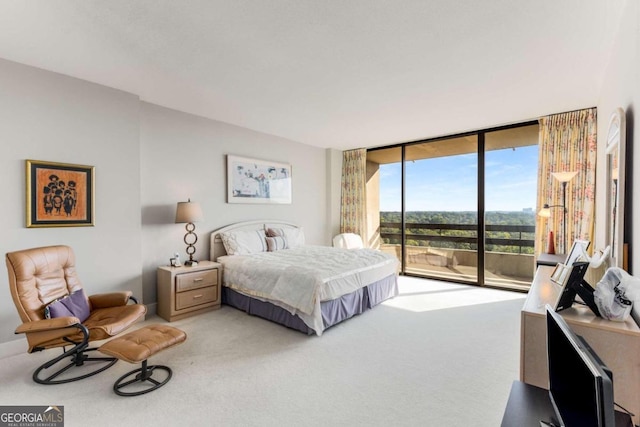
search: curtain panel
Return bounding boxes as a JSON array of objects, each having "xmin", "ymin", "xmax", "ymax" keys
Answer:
[
  {"xmin": 340, "ymin": 149, "xmax": 367, "ymax": 241},
  {"xmin": 537, "ymin": 108, "xmax": 597, "ymax": 255}
]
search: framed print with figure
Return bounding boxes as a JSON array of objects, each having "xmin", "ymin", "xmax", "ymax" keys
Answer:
[
  {"xmin": 26, "ymin": 159, "xmax": 95, "ymax": 227},
  {"xmin": 227, "ymin": 155, "xmax": 292, "ymax": 204}
]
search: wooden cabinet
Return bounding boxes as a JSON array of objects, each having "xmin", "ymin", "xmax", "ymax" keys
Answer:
[
  {"xmin": 157, "ymin": 261, "xmax": 221, "ymax": 322},
  {"xmin": 521, "ymin": 266, "xmax": 640, "ymax": 425}
]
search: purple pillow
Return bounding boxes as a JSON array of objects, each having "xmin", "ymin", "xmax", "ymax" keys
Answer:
[{"xmin": 44, "ymin": 289, "xmax": 90, "ymax": 322}]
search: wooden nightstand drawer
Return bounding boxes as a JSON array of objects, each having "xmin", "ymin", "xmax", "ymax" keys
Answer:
[
  {"xmin": 157, "ymin": 261, "xmax": 222, "ymax": 322},
  {"xmin": 175, "ymin": 285, "xmax": 218, "ymax": 310},
  {"xmin": 176, "ymin": 269, "xmax": 218, "ymax": 292}
]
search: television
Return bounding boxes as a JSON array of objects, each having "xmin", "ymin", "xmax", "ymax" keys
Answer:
[{"xmin": 546, "ymin": 306, "xmax": 614, "ymax": 426}]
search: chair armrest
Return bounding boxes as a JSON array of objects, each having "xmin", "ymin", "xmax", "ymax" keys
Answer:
[
  {"xmin": 89, "ymin": 291, "xmax": 134, "ymax": 309},
  {"xmin": 15, "ymin": 317, "xmax": 80, "ymax": 334}
]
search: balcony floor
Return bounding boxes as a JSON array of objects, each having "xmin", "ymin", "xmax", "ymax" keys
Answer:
[{"xmin": 405, "ymin": 263, "xmax": 532, "ymax": 291}]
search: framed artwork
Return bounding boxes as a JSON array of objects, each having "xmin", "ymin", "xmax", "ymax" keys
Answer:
[
  {"xmin": 26, "ymin": 159, "xmax": 95, "ymax": 228},
  {"xmin": 227, "ymin": 155, "xmax": 292, "ymax": 204},
  {"xmin": 564, "ymin": 239, "xmax": 590, "ymax": 267}
]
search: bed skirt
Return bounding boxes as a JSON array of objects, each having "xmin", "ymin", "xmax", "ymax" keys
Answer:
[{"xmin": 222, "ymin": 273, "xmax": 398, "ymax": 335}]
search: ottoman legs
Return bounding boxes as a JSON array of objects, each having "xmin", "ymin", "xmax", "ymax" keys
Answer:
[
  {"xmin": 113, "ymin": 360, "xmax": 173, "ymax": 396},
  {"xmin": 99, "ymin": 324, "xmax": 187, "ymax": 396}
]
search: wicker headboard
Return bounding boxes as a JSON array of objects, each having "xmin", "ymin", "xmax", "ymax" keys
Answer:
[{"xmin": 209, "ymin": 220, "xmax": 300, "ymax": 261}]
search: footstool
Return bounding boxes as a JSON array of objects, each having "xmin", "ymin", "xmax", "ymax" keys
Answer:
[{"xmin": 99, "ymin": 324, "xmax": 187, "ymax": 396}]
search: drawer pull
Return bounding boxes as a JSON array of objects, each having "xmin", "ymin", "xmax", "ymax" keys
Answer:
[
  {"xmin": 193, "ymin": 278, "xmax": 204, "ymax": 282},
  {"xmin": 175, "ymin": 285, "xmax": 217, "ymax": 309}
]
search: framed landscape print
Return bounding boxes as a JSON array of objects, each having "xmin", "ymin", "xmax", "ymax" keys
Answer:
[
  {"xmin": 227, "ymin": 155, "xmax": 292, "ymax": 204},
  {"xmin": 26, "ymin": 159, "xmax": 95, "ymax": 227}
]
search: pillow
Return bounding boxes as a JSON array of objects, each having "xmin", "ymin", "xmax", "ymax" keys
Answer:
[
  {"xmin": 266, "ymin": 236, "xmax": 288, "ymax": 252},
  {"xmin": 220, "ymin": 229, "xmax": 267, "ymax": 255},
  {"xmin": 44, "ymin": 289, "xmax": 90, "ymax": 322},
  {"xmin": 266, "ymin": 227, "xmax": 305, "ymax": 249}
]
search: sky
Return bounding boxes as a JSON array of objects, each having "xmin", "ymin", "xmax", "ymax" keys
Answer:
[{"xmin": 379, "ymin": 145, "xmax": 538, "ymax": 212}]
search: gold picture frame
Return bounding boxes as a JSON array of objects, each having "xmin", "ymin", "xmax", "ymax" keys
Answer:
[{"xmin": 26, "ymin": 159, "xmax": 95, "ymax": 228}]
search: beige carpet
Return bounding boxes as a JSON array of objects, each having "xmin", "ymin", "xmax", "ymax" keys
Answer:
[{"xmin": 0, "ymin": 276, "xmax": 527, "ymax": 427}]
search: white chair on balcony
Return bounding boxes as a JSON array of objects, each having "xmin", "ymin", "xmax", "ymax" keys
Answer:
[{"xmin": 333, "ymin": 233, "xmax": 364, "ymax": 249}]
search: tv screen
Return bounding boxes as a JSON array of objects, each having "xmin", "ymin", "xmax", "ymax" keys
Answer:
[{"xmin": 546, "ymin": 306, "xmax": 614, "ymax": 427}]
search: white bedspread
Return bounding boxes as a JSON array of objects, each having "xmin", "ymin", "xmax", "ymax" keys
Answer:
[{"xmin": 218, "ymin": 245, "xmax": 398, "ymax": 332}]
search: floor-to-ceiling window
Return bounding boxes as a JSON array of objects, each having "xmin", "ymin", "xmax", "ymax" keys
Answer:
[
  {"xmin": 404, "ymin": 136, "xmax": 478, "ymax": 283},
  {"xmin": 484, "ymin": 125, "xmax": 539, "ymax": 290},
  {"xmin": 368, "ymin": 122, "xmax": 538, "ymax": 290}
]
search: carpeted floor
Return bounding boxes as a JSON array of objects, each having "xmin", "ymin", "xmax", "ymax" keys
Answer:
[{"xmin": 0, "ymin": 276, "xmax": 527, "ymax": 427}]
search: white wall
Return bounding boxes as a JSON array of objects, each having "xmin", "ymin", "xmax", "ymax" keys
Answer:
[
  {"xmin": 0, "ymin": 60, "xmax": 331, "ymax": 348},
  {"xmin": 139, "ymin": 103, "xmax": 329, "ymax": 311},
  {"xmin": 596, "ymin": 0, "xmax": 639, "ymax": 273},
  {"xmin": 0, "ymin": 58, "xmax": 142, "ymax": 345}
]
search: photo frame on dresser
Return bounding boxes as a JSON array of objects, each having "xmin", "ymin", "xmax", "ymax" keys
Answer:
[
  {"xmin": 550, "ymin": 263, "xmax": 571, "ymax": 287},
  {"xmin": 26, "ymin": 159, "xmax": 95, "ymax": 228},
  {"xmin": 553, "ymin": 262, "xmax": 595, "ymax": 314},
  {"xmin": 564, "ymin": 239, "xmax": 590, "ymax": 267}
]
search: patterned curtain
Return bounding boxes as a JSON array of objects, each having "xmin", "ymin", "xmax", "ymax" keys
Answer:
[
  {"xmin": 536, "ymin": 108, "xmax": 597, "ymax": 255},
  {"xmin": 340, "ymin": 149, "xmax": 367, "ymax": 242}
]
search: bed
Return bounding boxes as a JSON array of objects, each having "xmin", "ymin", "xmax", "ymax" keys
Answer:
[{"xmin": 209, "ymin": 220, "xmax": 399, "ymax": 335}]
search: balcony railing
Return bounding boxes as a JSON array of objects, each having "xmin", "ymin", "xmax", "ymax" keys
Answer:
[
  {"xmin": 380, "ymin": 222, "xmax": 535, "ymax": 253},
  {"xmin": 379, "ymin": 222, "xmax": 536, "ymax": 290}
]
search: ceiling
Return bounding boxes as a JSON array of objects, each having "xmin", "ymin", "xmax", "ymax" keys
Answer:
[
  {"xmin": 0, "ymin": 1, "xmax": 627, "ymax": 150},
  {"xmin": 367, "ymin": 123, "xmax": 539, "ymax": 165}
]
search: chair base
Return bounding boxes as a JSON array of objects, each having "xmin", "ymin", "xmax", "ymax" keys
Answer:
[
  {"xmin": 113, "ymin": 360, "xmax": 173, "ymax": 396},
  {"xmin": 34, "ymin": 347, "xmax": 117, "ymax": 385}
]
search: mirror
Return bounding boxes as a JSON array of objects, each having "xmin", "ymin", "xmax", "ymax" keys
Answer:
[{"xmin": 605, "ymin": 108, "xmax": 626, "ymax": 269}]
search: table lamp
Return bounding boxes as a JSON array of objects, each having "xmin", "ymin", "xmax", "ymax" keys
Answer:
[{"xmin": 175, "ymin": 199, "xmax": 203, "ymax": 266}]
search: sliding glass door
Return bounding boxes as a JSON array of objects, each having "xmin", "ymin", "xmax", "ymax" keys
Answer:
[
  {"xmin": 369, "ymin": 122, "xmax": 538, "ymax": 290},
  {"xmin": 484, "ymin": 125, "xmax": 538, "ymax": 290},
  {"xmin": 404, "ymin": 136, "xmax": 478, "ymax": 283}
]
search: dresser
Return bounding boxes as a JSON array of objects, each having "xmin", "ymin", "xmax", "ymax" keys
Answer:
[
  {"xmin": 157, "ymin": 261, "xmax": 222, "ymax": 322},
  {"xmin": 521, "ymin": 266, "xmax": 640, "ymax": 425}
]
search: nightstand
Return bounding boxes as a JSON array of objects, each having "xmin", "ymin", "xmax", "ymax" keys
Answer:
[{"xmin": 157, "ymin": 261, "xmax": 222, "ymax": 322}]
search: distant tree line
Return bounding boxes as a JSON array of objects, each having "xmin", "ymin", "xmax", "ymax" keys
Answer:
[{"xmin": 380, "ymin": 211, "xmax": 535, "ymax": 254}]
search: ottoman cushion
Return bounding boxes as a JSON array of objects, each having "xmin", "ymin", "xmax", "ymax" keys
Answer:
[{"xmin": 99, "ymin": 324, "xmax": 186, "ymax": 364}]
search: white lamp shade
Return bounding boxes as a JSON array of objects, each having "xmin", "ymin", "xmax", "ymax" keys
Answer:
[
  {"xmin": 175, "ymin": 201, "xmax": 203, "ymax": 223},
  {"xmin": 551, "ymin": 171, "xmax": 578, "ymax": 183},
  {"xmin": 611, "ymin": 167, "xmax": 619, "ymax": 180},
  {"xmin": 537, "ymin": 206, "xmax": 551, "ymax": 218}
]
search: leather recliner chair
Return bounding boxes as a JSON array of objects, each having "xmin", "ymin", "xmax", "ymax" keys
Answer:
[{"xmin": 6, "ymin": 245, "xmax": 147, "ymax": 384}]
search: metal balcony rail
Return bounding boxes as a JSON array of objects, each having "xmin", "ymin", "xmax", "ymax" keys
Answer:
[{"xmin": 380, "ymin": 222, "xmax": 535, "ymax": 253}]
